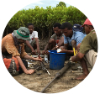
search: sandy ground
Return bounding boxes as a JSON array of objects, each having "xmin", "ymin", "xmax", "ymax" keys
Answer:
[
  {"xmin": 13, "ymin": 57, "xmax": 92, "ymax": 93},
  {"xmin": 13, "ymin": 39, "xmax": 92, "ymax": 93}
]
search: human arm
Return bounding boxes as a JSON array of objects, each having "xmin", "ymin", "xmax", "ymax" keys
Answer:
[
  {"xmin": 15, "ymin": 56, "xmax": 35, "ymax": 74},
  {"xmin": 42, "ymin": 44, "xmax": 49, "ymax": 54},
  {"xmin": 42, "ymin": 38, "xmax": 55, "ymax": 54},
  {"xmin": 35, "ymin": 38, "xmax": 40, "ymax": 55},
  {"xmin": 70, "ymin": 52, "xmax": 84, "ymax": 62},
  {"xmin": 58, "ymin": 35, "xmax": 74, "ymax": 54},
  {"xmin": 71, "ymin": 35, "xmax": 92, "ymax": 62},
  {"xmin": 52, "ymin": 36, "xmax": 64, "ymax": 50},
  {"xmin": 23, "ymin": 54, "xmax": 42, "ymax": 61},
  {"xmin": 4, "ymin": 36, "xmax": 20, "ymax": 56},
  {"xmin": 59, "ymin": 44, "xmax": 74, "ymax": 54},
  {"xmin": 4, "ymin": 37, "xmax": 34, "ymax": 74}
]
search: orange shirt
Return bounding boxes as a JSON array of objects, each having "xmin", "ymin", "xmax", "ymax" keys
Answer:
[{"xmin": 2, "ymin": 34, "xmax": 27, "ymax": 58}]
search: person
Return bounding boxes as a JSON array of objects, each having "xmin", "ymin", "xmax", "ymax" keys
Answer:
[
  {"xmin": 25, "ymin": 23, "xmax": 40, "ymax": 55},
  {"xmin": 59, "ymin": 22, "xmax": 86, "ymax": 55},
  {"xmin": 42, "ymin": 23, "xmax": 64, "ymax": 54},
  {"xmin": 2, "ymin": 27, "xmax": 42, "ymax": 75},
  {"xmin": 70, "ymin": 18, "xmax": 97, "ymax": 80}
]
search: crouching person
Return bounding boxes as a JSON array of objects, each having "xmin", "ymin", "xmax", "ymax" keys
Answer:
[
  {"xmin": 59, "ymin": 22, "xmax": 86, "ymax": 56},
  {"xmin": 2, "ymin": 27, "xmax": 42, "ymax": 75},
  {"xmin": 42, "ymin": 23, "xmax": 64, "ymax": 54},
  {"xmin": 70, "ymin": 18, "xmax": 98, "ymax": 80}
]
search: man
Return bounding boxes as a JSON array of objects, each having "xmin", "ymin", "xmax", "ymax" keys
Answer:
[
  {"xmin": 42, "ymin": 23, "xmax": 64, "ymax": 54},
  {"xmin": 70, "ymin": 18, "xmax": 97, "ymax": 80},
  {"xmin": 59, "ymin": 22, "xmax": 86, "ymax": 55},
  {"xmin": 25, "ymin": 23, "xmax": 40, "ymax": 55},
  {"xmin": 2, "ymin": 27, "xmax": 42, "ymax": 75}
]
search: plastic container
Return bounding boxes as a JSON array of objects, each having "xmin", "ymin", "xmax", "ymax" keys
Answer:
[{"xmin": 49, "ymin": 50, "xmax": 66, "ymax": 70}]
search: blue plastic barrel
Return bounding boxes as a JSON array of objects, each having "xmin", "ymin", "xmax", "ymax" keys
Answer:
[{"xmin": 49, "ymin": 50, "xmax": 66, "ymax": 70}]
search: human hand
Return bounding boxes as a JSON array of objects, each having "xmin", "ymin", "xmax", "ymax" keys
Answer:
[
  {"xmin": 25, "ymin": 69, "xmax": 35, "ymax": 74},
  {"xmin": 31, "ymin": 50, "xmax": 36, "ymax": 55},
  {"xmin": 37, "ymin": 49, "xmax": 41, "ymax": 55},
  {"xmin": 35, "ymin": 57, "xmax": 43, "ymax": 61},
  {"xmin": 58, "ymin": 48, "xmax": 67, "ymax": 53},
  {"xmin": 69, "ymin": 56, "xmax": 76, "ymax": 63},
  {"xmin": 69, "ymin": 56, "xmax": 72, "ymax": 61},
  {"xmin": 42, "ymin": 50, "xmax": 49, "ymax": 55}
]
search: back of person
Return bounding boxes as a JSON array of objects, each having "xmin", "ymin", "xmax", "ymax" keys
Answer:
[
  {"xmin": 89, "ymin": 30, "xmax": 97, "ymax": 52},
  {"xmin": 2, "ymin": 34, "xmax": 13, "ymax": 53}
]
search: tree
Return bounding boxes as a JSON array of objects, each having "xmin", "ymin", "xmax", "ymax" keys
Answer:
[{"xmin": 56, "ymin": 2, "xmax": 66, "ymax": 7}]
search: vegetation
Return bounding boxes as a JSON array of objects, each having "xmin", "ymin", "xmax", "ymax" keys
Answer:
[
  {"xmin": 56, "ymin": 1, "xmax": 66, "ymax": 7},
  {"xmin": 4, "ymin": 6, "xmax": 86, "ymax": 39}
]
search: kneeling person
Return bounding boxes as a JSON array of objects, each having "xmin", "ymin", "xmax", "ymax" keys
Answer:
[{"xmin": 2, "ymin": 27, "xmax": 42, "ymax": 75}]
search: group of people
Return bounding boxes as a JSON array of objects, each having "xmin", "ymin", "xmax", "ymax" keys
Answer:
[{"xmin": 2, "ymin": 18, "xmax": 97, "ymax": 80}]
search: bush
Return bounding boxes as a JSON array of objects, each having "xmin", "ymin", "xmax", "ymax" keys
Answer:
[{"xmin": 4, "ymin": 6, "xmax": 86, "ymax": 39}]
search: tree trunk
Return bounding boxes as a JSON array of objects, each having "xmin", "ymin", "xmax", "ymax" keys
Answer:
[
  {"xmin": 49, "ymin": 29, "xmax": 52, "ymax": 38},
  {"xmin": 42, "ymin": 30, "xmax": 44, "ymax": 40}
]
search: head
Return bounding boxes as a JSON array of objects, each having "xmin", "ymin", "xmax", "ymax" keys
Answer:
[
  {"xmin": 73, "ymin": 24, "xmax": 83, "ymax": 32},
  {"xmin": 13, "ymin": 27, "xmax": 30, "ymax": 43},
  {"xmin": 53, "ymin": 23, "xmax": 61, "ymax": 35},
  {"xmin": 27, "ymin": 23, "xmax": 34, "ymax": 34},
  {"xmin": 17, "ymin": 39, "xmax": 26, "ymax": 44},
  {"xmin": 82, "ymin": 18, "xmax": 94, "ymax": 34},
  {"xmin": 60, "ymin": 22, "xmax": 73, "ymax": 37}
]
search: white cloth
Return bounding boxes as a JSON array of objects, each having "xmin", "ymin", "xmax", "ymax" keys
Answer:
[
  {"xmin": 85, "ymin": 50, "xmax": 97, "ymax": 67},
  {"xmin": 29, "ymin": 31, "xmax": 38, "ymax": 43}
]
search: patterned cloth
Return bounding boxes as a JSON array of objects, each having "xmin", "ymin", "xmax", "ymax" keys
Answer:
[{"xmin": 2, "ymin": 34, "xmax": 27, "ymax": 58}]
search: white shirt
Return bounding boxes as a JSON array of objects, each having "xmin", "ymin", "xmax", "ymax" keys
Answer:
[{"xmin": 29, "ymin": 31, "xmax": 38, "ymax": 43}]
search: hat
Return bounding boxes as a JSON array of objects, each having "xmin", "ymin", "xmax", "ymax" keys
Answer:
[
  {"xmin": 82, "ymin": 18, "xmax": 92, "ymax": 27},
  {"xmin": 13, "ymin": 27, "xmax": 30, "ymax": 41},
  {"xmin": 73, "ymin": 24, "xmax": 83, "ymax": 32}
]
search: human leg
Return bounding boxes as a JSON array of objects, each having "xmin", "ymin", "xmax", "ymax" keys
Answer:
[
  {"xmin": 25, "ymin": 39, "xmax": 36, "ymax": 53},
  {"xmin": 75, "ymin": 58, "xmax": 89, "ymax": 80},
  {"xmin": 48, "ymin": 39, "xmax": 56, "ymax": 50},
  {"xmin": 85, "ymin": 50, "xmax": 97, "ymax": 67}
]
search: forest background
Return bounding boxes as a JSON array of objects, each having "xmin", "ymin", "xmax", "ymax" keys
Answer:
[{"xmin": 3, "ymin": 2, "xmax": 86, "ymax": 39}]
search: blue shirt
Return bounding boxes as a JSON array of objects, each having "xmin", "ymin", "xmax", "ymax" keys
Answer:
[{"xmin": 64, "ymin": 31, "xmax": 86, "ymax": 46}]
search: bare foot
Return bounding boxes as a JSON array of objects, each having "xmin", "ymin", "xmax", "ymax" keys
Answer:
[{"xmin": 75, "ymin": 74, "xmax": 88, "ymax": 80}]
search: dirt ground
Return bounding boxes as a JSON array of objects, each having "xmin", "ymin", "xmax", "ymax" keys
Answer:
[
  {"xmin": 13, "ymin": 39, "xmax": 92, "ymax": 93},
  {"xmin": 13, "ymin": 55, "xmax": 91, "ymax": 93}
]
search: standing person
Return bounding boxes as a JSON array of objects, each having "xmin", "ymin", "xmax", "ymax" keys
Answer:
[
  {"xmin": 59, "ymin": 22, "xmax": 86, "ymax": 55},
  {"xmin": 25, "ymin": 23, "xmax": 40, "ymax": 55},
  {"xmin": 70, "ymin": 18, "xmax": 98, "ymax": 80},
  {"xmin": 2, "ymin": 27, "xmax": 42, "ymax": 75},
  {"xmin": 42, "ymin": 23, "xmax": 64, "ymax": 54}
]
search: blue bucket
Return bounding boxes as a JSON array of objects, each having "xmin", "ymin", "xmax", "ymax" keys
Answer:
[{"xmin": 49, "ymin": 50, "xmax": 66, "ymax": 70}]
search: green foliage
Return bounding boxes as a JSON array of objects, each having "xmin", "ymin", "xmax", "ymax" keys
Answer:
[
  {"xmin": 56, "ymin": 1, "xmax": 66, "ymax": 7},
  {"xmin": 6, "ymin": 6, "xmax": 86, "ymax": 39}
]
